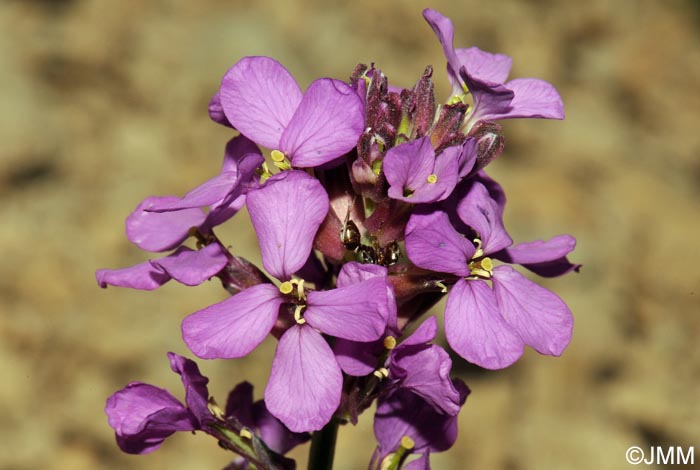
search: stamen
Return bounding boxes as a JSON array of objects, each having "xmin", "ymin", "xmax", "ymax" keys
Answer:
[
  {"xmin": 473, "ymin": 238, "xmax": 484, "ymax": 259},
  {"xmin": 372, "ymin": 367, "xmax": 389, "ymax": 379},
  {"xmin": 279, "ymin": 281, "xmax": 294, "ymax": 295},
  {"xmin": 383, "ymin": 336, "xmax": 397, "ymax": 350},
  {"xmin": 426, "ymin": 174, "xmax": 438, "ymax": 184},
  {"xmin": 207, "ymin": 397, "xmax": 225, "ymax": 420},
  {"xmin": 435, "ymin": 281, "xmax": 448, "ymax": 293},
  {"xmin": 400, "ymin": 436, "xmax": 415, "ymax": 451},
  {"xmin": 294, "ymin": 305, "xmax": 306, "ymax": 324},
  {"xmin": 271, "ymin": 150, "xmax": 285, "ymax": 162},
  {"xmin": 239, "ymin": 428, "xmax": 253, "ymax": 440},
  {"xmin": 296, "ymin": 279, "xmax": 305, "ymax": 301}
]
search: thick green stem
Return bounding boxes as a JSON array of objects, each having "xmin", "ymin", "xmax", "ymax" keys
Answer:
[{"xmin": 307, "ymin": 418, "xmax": 339, "ymax": 470}]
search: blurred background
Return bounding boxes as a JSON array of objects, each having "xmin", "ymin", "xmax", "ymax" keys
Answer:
[{"xmin": 1, "ymin": 0, "xmax": 699, "ymax": 468}]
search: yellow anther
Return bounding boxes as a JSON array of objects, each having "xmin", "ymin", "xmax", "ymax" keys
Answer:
[
  {"xmin": 383, "ymin": 336, "xmax": 397, "ymax": 350},
  {"xmin": 400, "ymin": 436, "xmax": 415, "ymax": 450},
  {"xmin": 426, "ymin": 174, "xmax": 438, "ymax": 184},
  {"xmin": 473, "ymin": 238, "xmax": 484, "ymax": 259},
  {"xmin": 271, "ymin": 150, "xmax": 285, "ymax": 162},
  {"xmin": 207, "ymin": 397, "xmax": 225, "ymax": 420},
  {"xmin": 373, "ymin": 367, "xmax": 389, "ymax": 379},
  {"xmin": 239, "ymin": 427, "xmax": 253, "ymax": 440},
  {"xmin": 294, "ymin": 304, "xmax": 306, "ymax": 324},
  {"xmin": 279, "ymin": 281, "xmax": 294, "ymax": 295},
  {"xmin": 296, "ymin": 279, "xmax": 305, "ymax": 300}
]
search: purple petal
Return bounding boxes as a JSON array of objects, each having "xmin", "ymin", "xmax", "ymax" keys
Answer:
[
  {"xmin": 398, "ymin": 316, "xmax": 438, "ymax": 348},
  {"xmin": 147, "ymin": 172, "xmax": 242, "ymax": 212},
  {"xmin": 457, "ymin": 138, "xmax": 478, "ymax": 178},
  {"xmin": 150, "ymin": 244, "xmax": 228, "ymax": 287},
  {"xmin": 181, "ymin": 284, "xmax": 283, "ymax": 359},
  {"xmin": 405, "ymin": 210, "xmax": 473, "ymax": 276},
  {"xmin": 336, "ymin": 262, "xmax": 398, "ymax": 332},
  {"xmin": 333, "ymin": 338, "xmax": 384, "ymax": 376},
  {"xmin": 264, "ymin": 325, "xmax": 342, "ymax": 432},
  {"xmin": 492, "ymin": 265, "xmax": 573, "ymax": 356},
  {"xmin": 208, "ymin": 91, "xmax": 233, "ymax": 128},
  {"xmin": 219, "ymin": 56, "xmax": 302, "ymax": 149},
  {"xmin": 445, "ymin": 279, "xmax": 524, "ymax": 369},
  {"xmin": 225, "ymin": 381, "xmax": 255, "ymax": 426},
  {"xmin": 221, "ymin": 135, "xmax": 263, "ymax": 174},
  {"xmin": 105, "ymin": 383, "xmax": 194, "ymax": 454},
  {"xmin": 495, "ymin": 234, "xmax": 581, "ymax": 277},
  {"xmin": 246, "ymin": 171, "xmax": 329, "ymax": 280},
  {"xmin": 167, "ymin": 353, "xmax": 212, "ymax": 426},
  {"xmin": 462, "ymin": 70, "xmax": 515, "ymax": 125},
  {"xmin": 305, "ymin": 277, "xmax": 389, "ymax": 341},
  {"xmin": 125, "ymin": 196, "xmax": 206, "ymax": 252},
  {"xmin": 456, "ymin": 181, "xmax": 512, "ymax": 254},
  {"xmin": 392, "ymin": 343, "xmax": 462, "ymax": 415},
  {"xmin": 96, "ymin": 261, "xmax": 171, "ymax": 291},
  {"xmin": 252, "ymin": 400, "xmax": 311, "ymax": 455},
  {"xmin": 422, "ymin": 9, "xmax": 461, "ymax": 92},
  {"xmin": 502, "ymin": 78, "xmax": 565, "ymax": 120},
  {"xmin": 454, "ymin": 47, "xmax": 512, "ymax": 84},
  {"xmin": 280, "ymin": 79, "xmax": 364, "ymax": 168}
]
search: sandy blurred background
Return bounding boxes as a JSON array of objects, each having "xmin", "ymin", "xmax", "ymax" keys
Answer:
[{"xmin": 1, "ymin": 0, "xmax": 699, "ymax": 469}]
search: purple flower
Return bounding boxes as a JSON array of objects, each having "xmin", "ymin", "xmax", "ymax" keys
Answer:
[
  {"xmin": 95, "ymin": 136, "xmax": 263, "ymax": 291},
  {"xmin": 405, "ymin": 181, "xmax": 576, "ymax": 369},
  {"xmin": 423, "ymin": 8, "xmax": 564, "ymax": 128},
  {"xmin": 371, "ymin": 381, "xmax": 470, "ymax": 470},
  {"xmin": 383, "ymin": 137, "xmax": 464, "ymax": 204},
  {"xmin": 182, "ymin": 171, "xmax": 391, "ymax": 431},
  {"xmin": 105, "ymin": 353, "xmax": 212, "ymax": 454},
  {"xmin": 218, "ymin": 56, "xmax": 364, "ymax": 168}
]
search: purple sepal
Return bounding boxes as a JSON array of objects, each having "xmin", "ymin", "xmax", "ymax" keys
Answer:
[
  {"xmin": 247, "ymin": 170, "xmax": 330, "ymax": 280},
  {"xmin": 494, "ymin": 234, "xmax": 581, "ymax": 277},
  {"xmin": 126, "ymin": 196, "xmax": 206, "ymax": 252},
  {"xmin": 209, "ymin": 91, "xmax": 234, "ymax": 128},
  {"xmin": 265, "ymin": 324, "xmax": 342, "ymax": 432},
  {"xmin": 105, "ymin": 382, "xmax": 195, "ymax": 454},
  {"xmin": 150, "ymin": 244, "xmax": 228, "ymax": 286}
]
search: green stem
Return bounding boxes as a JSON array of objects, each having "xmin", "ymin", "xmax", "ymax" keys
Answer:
[{"xmin": 307, "ymin": 418, "xmax": 339, "ymax": 470}]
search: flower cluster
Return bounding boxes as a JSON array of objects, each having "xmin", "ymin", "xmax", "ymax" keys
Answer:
[{"xmin": 98, "ymin": 8, "xmax": 578, "ymax": 469}]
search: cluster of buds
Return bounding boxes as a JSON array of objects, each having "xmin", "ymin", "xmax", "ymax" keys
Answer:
[{"xmin": 97, "ymin": 8, "xmax": 579, "ymax": 469}]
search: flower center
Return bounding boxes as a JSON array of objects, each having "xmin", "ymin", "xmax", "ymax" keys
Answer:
[
  {"xmin": 467, "ymin": 238, "xmax": 494, "ymax": 279},
  {"xmin": 278, "ymin": 279, "xmax": 308, "ymax": 324}
]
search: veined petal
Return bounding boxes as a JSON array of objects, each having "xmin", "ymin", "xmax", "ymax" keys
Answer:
[
  {"xmin": 96, "ymin": 261, "xmax": 171, "ymax": 291},
  {"xmin": 445, "ymin": 279, "xmax": 524, "ymax": 369},
  {"xmin": 219, "ymin": 56, "xmax": 302, "ymax": 149},
  {"xmin": 126, "ymin": 196, "xmax": 206, "ymax": 252},
  {"xmin": 457, "ymin": 138, "xmax": 478, "ymax": 178},
  {"xmin": 462, "ymin": 70, "xmax": 515, "ymax": 125},
  {"xmin": 503, "ymin": 78, "xmax": 565, "ymax": 120},
  {"xmin": 492, "ymin": 265, "xmax": 573, "ymax": 356},
  {"xmin": 455, "ymin": 47, "xmax": 512, "ymax": 84},
  {"xmin": 405, "ymin": 210, "xmax": 473, "ymax": 276},
  {"xmin": 456, "ymin": 181, "xmax": 512, "ymax": 254},
  {"xmin": 181, "ymin": 284, "xmax": 283, "ymax": 359},
  {"xmin": 247, "ymin": 171, "xmax": 329, "ymax": 280},
  {"xmin": 264, "ymin": 325, "xmax": 342, "ymax": 432},
  {"xmin": 305, "ymin": 277, "xmax": 388, "ymax": 341},
  {"xmin": 398, "ymin": 316, "xmax": 438, "ymax": 348},
  {"xmin": 494, "ymin": 234, "xmax": 581, "ymax": 277},
  {"xmin": 150, "ymin": 244, "xmax": 228, "ymax": 286},
  {"xmin": 281, "ymin": 78, "xmax": 364, "ymax": 168},
  {"xmin": 333, "ymin": 338, "xmax": 384, "ymax": 376},
  {"xmin": 336, "ymin": 262, "xmax": 398, "ymax": 332}
]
